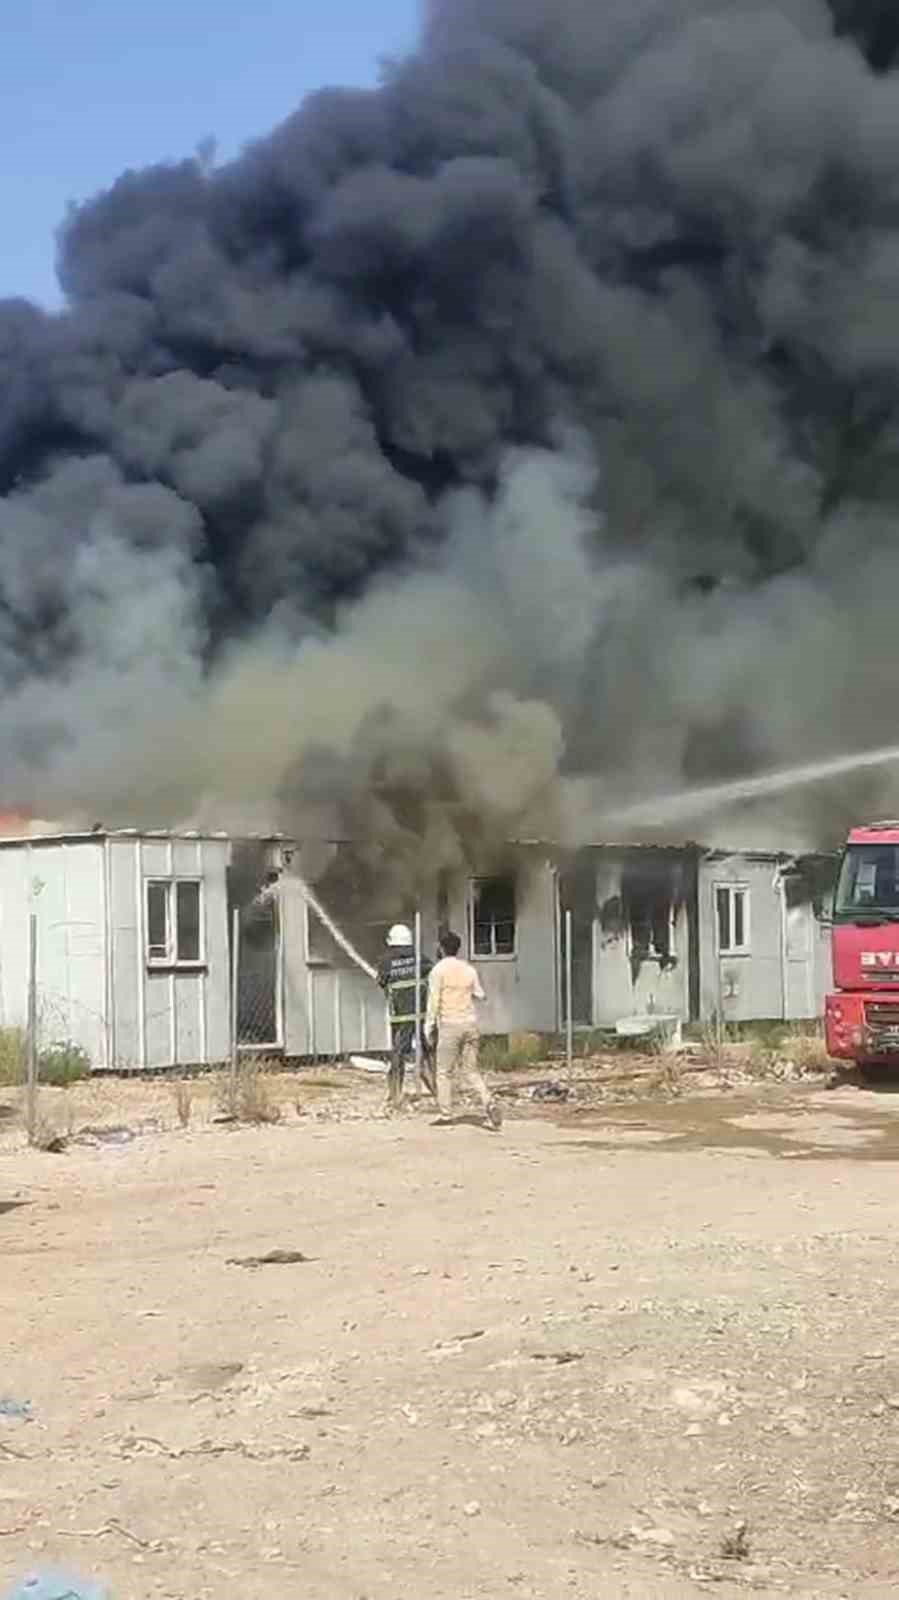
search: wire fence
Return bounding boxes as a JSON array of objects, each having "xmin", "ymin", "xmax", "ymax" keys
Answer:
[
  {"xmin": 0, "ymin": 903, "xmax": 392, "ymax": 1142},
  {"xmin": 5, "ymin": 894, "xmax": 579, "ymax": 1143}
]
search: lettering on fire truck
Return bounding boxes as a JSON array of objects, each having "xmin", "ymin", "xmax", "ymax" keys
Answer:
[{"xmin": 861, "ymin": 952, "xmax": 899, "ymax": 967}]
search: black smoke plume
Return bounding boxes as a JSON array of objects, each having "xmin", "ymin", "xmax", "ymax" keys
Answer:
[{"xmin": 3, "ymin": 0, "xmax": 899, "ymax": 890}]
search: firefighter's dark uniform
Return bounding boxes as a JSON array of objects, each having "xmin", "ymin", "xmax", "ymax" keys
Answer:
[{"xmin": 377, "ymin": 947, "xmax": 435, "ymax": 1108}]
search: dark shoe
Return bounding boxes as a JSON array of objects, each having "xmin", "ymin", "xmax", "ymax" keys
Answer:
[{"xmin": 485, "ymin": 1100, "xmax": 503, "ymax": 1132}]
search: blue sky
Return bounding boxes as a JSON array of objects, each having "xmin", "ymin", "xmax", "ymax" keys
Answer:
[{"xmin": 1, "ymin": 0, "xmax": 421, "ymax": 308}]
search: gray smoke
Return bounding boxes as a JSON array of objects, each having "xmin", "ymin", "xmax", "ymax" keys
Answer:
[{"xmin": 3, "ymin": 0, "xmax": 899, "ymax": 894}]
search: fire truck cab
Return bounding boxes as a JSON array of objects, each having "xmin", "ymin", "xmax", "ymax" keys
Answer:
[{"xmin": 825, "ymin": 822, "xmax": 899, "ymax": 1066}]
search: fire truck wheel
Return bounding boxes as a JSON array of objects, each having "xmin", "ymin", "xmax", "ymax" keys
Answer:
[{"xmin": 858, "ymin": 1061, "xmax": 891, "ymax": 1083}]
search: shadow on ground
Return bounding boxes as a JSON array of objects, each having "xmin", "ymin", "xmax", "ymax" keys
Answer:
[
  {"xmin": 433, "ymin": 1112, "xmax": 497, "ymax": 1134},
  {"xmin": 556, "ymin": 1085, "xmax": 899, "ymax": 1164},
  {"xmin": 828, "ymin": 1064, "xmax": 899, "ymax": 1094}
]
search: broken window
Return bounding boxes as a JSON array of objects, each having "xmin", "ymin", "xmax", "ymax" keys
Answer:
[
  {"xmin": 788, "ymin": 854, "xmax": 838, "ymax": 920},
  {"xmin": 715, "ymin": 885, "xmax": 750, "ymax": 955},
  {"xmin": 628, "ymin": 888, "xmax": 672, "ymax": 963},
  {"xmin": 146, "ymin": 880, "xmax": 203, "ymax": 965},
  {"xmin": 470, "ymin": 877, "xmax": 516, "ymax": 957},
  {"xmin": 620, "ymin": 859, "xmax": 677, "ymax": 973}
]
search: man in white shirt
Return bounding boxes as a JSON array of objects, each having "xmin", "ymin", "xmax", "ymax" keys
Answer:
[{"xmin": 425, "ymin": 931, "xmax": 502, "ymax": 1131}]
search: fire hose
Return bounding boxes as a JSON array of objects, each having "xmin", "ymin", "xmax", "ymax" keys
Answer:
[
  {"xmin": 292, "ymin": 873, "xmax": 379, "ymax": 980},
  {"xmin": 252, "ymin": 871, "xmax": 378, "ymax": 979},
  {"xmin": 252, "ymin": 872, "xmax": 434, "ymax": 1090}
]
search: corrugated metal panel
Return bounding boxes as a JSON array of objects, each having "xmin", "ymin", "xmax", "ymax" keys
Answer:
[
  {"xmin": 467, "ymin": 859, "xmax": 557, "ymax": 1034},
  {"xmin": 0, "ymin": 848, "xmax": 32, "ymax": 1031},
  {"xmin": 105, "ymin": 834, "xmax": 231, "ymax": 1069},
  {"xmin": 698, "ymin": 856, "xmax": 786, "ymax": 1022},
  {"xmin": 171, "ymin": 839, "xmax": 202, "ymax": 1067},
  {"xmin": 309, "ymin": 970, "xmax": 338, "ymax": 1056},
  {"xmin": 277, "ymin": 879, "xmax": 389, "ymax": 1058},
  {"xmin": 0, "ymin": 840, "xmax": 106, "ymax": 1066},
  {"xmin": 203, "ymin": 839, "xmax": 230, "ymax": 1064},
  {"xmin": 58, "ymin": 840, "xmax": 107, "ymax": 1066},
  {"xmin": 108, "ymin": 838, "xmax": 141, "ymax": 1069}
]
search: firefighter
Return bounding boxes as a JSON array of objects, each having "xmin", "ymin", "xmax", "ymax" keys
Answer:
[{"xmin": 377, "ymin": 924, "xmax": 435, "ymax": 1112}]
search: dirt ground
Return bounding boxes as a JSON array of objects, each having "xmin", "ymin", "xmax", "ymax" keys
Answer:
[{"xmin": 4, "ymin": 1057, "xmax": 899, "ymax": 1600}]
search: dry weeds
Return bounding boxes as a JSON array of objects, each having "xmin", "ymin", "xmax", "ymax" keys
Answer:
[
  {"xmin": 29, "ymin": 1112, "xmax": 67, "ymax": 1153},
  {"xmin": 235, "ymin": 1060, "xmax": 282, "ymax": 1125},
  {"xmin": 647, "ymin": 1048, "xmax": 685, "ymax": 1097},
  {"xmin": 172, "ymin": 1079, "xmax": 193, "ymax": 1128},
  {"xmin": 720, "ymin": 1520, "xmax": 751, "ymax": 1562},
  {"xmin": 782, "ymin": 1024, "xmax": 831, "ymax": 1076}
]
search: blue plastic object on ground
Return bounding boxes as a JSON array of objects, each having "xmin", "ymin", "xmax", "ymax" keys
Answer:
[
  {"xmin": 0, "ymin": 1399, "xmax": 31, "ymax": 1419},
  {"xmin": 4, "ymin": 1574, "xmax": 107, "ymax": 1600}
]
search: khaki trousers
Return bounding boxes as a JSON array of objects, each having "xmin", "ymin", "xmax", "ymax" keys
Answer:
[{"xmin": 435, "ymin": 1024, "xmax": 490, "ymax": 1118}]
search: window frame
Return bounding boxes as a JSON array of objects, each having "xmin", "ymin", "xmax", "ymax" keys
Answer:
[
  {"xmin": 714, "ymin": 882, "xmax": 751, "ymax": 957},
  {"xmin": 468, "ymin": 875, "xmax": 517, "ymax": 961},
  {"xmin": 834, "ymin": 843, "xmax": 899, "ymax": 920},
  {"xmin": 145, "ymin": 877, "xmax": 206, "ymax": 969}
]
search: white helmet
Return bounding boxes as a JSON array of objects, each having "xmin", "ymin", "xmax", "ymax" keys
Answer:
[{"xmin": 386, "ymin": 923, "xmax": 413, "ymax": 947}]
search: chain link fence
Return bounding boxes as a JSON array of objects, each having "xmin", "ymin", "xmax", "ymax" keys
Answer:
[{"xmin": 0, "ymin": 918, "xmax": 73, "ymax": 1143}]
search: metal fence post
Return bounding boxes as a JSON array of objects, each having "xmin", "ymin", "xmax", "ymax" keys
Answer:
[
  {"xmin": 565, "ymin": 908, "xmax": 574, "ymax": 1073},
  {"xmin": 414, "ymin": 910, "xmax": 422, "ymax": 1085},
  {"xmin": 229, "ymin": 907, "xmax": 240, "ymax": 1115},
  {"xmin": 26, "ymin": 913, "xmax": 37, "ymax": 1145}
]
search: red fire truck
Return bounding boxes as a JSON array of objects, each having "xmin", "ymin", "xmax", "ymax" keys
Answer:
[{"xmin": 825, "ymin": 822, "xmax": 899, "ymax": 1067}]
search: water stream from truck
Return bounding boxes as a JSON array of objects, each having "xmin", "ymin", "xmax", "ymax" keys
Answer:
[{"xmin": 597, "ymin": 743, "xmax": 899, "ymax": 834}]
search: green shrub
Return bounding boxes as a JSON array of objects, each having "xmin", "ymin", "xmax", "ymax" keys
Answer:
[
  {"xmin": 0, "ymin": 1026, "xmax": 25, "ymax": 1086},
  {"xmin": 479, "ymin": 1034, "xmax": 546, "ymax": 1072},
  {"xmin": 38, "ymin": 1040, "xmax": 91, "ymax": 1086}
]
